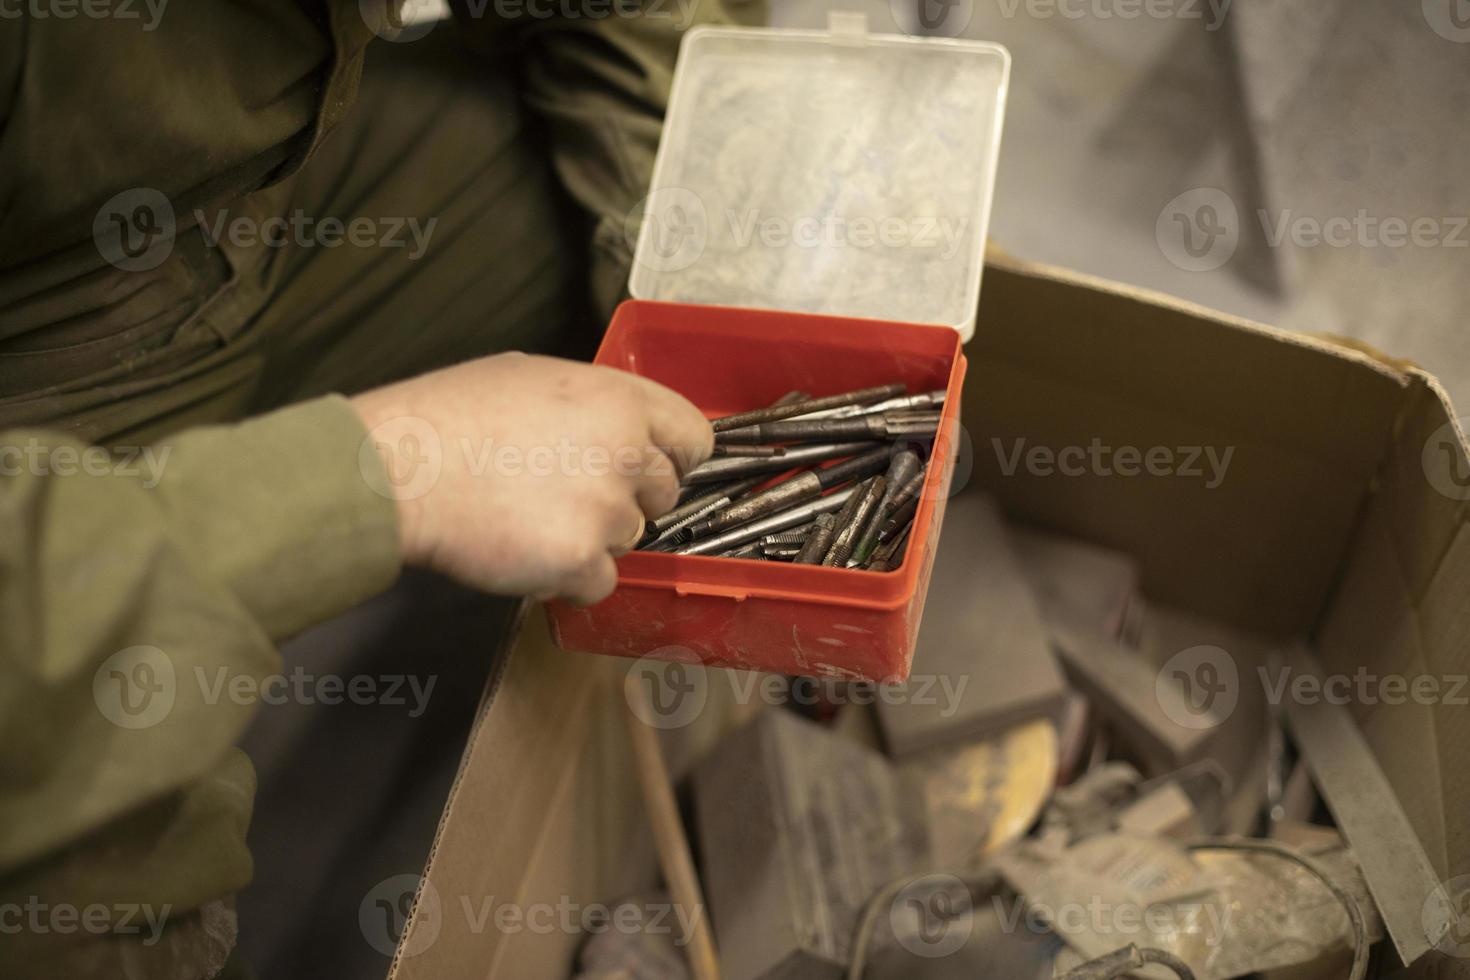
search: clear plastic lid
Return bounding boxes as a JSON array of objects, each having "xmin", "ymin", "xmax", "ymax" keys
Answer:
[{"xmin": 628, "ymin": 13, "xmax": 1010, "ymax": 340}]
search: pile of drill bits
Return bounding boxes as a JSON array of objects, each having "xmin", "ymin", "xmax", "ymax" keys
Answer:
[{"xmin": 637, "ymin": 384, "xmax": 944, "ymax": 569}]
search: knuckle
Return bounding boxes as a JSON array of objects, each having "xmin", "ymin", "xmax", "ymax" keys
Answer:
[
  {"xmin": 552, "ymin": 535, "xmax": 600, "ymax": 576},
  {"xmin": 570, "ymin": 539, "xmax": 605, "ymax": 572},
  {"xmin": 565, "ymin": 555, "xmax": 616, "ymax": 606},
  {"xmin": 591, "ymin": 488, "xmax": 633, "ymax": 529},
  {"xmin": 648, "ymin": 470, "xmax": 680, "ymax": 512}
]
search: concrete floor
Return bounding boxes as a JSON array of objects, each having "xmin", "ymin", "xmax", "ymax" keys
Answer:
[{"xmin": 774, "ymin": 0, "xmax": 1470, "ymax": 404}]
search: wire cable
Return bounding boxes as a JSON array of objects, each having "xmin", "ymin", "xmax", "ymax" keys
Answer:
[{"xmin": 1187, "ymin": 836, "xmax": 1370, "ymax": 980}]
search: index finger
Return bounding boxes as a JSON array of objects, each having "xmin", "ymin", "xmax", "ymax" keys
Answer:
[{"xmin": 619, "ymin": 371, "xmax": 715, "ymax": 474}]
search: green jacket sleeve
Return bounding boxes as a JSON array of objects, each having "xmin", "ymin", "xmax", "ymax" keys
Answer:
[
  {"xmin": 0, "ymin": 395, "xmax": 400, "ymax": 975},
  {"xmin": 446, "ymin": 0, "xmax": 768, "ymax": 314}
]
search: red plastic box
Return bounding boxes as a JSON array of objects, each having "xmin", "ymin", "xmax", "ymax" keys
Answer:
[{"xmin": 544, "ymin": 300, "xmax": 966, "ymax": 682}]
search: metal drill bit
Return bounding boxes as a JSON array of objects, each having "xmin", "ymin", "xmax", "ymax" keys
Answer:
[
  {"xmin": 648, "ymin": 476, "xmax": 764, "ymax": 537},
  {"xmin": 643, "ymin": 496, "xmax": 738, "ymax": 552},
  {"xmin": 677, "ymin": 475, "xmax": 748, "ymax": 506},
  {"xmin": 823, "ymin": 476, "xmax": 885, "ymax": 567},
  {"xmin": 876, "ymin": 492, "xmax": 919, "ymax": 546},
  {"xmin": 677, "ymin": 486, "xmax": 858, "ymax": 556},
  {"xmin": 672, "ymin": 446, "xmax": 895, "ymax": 545},
  {"xmin": 787, "ymin": 389, "xmax": 948, "ymax": 421},
  {"xmin": 867, "ymin": 522, "xmax": 912, "ymax": 572},
  {"xmin": 849, "ymin": 448, "xmax": 922, "ymax": 566},
  {"xmin": 793, "ymin": 513, "xmax": 839, "ymax": 565},
  {"xmin": 681, "ymin": 441, "xmax": 878, "ymax": 485},
  {"xmin": 711, "ymin": 445, "xmax": 787, "ymax": 458},
  {"xmin": 880, "ymin": 466, "xmax": 928, "ymax": 525},
  {"xmin": 760, "ymin": 543, "xmax": 803, "ymax": 560},
  {"xmin": 715, "ymin": 412, "xmax": 940, "ymax": 446},
  {"xmin": 890, "ymin": 523, "xmax": 913, "ymax": 558},
  {"xmin": 695, "ymin": 390, "xmax": 806, "ymax": 468},
  {"xmin": 710, "ymin": 383, "xmax": 905, "ymax": 433},
  {"xmin": 759, "ymin": 527, "xmax": 813, "ymax": 547},
  {"xmin": 720, "ymin": 543, "xmax": 767, "ymax": 560}
]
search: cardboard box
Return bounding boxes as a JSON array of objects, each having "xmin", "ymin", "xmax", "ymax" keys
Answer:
[
  {"xmin": 387, "ymin": 253, "xmax": 1470, "ymax": 979},
  {"xmin": 873, "ymin": 493, "xmax": 1068, "ymax": 756}
]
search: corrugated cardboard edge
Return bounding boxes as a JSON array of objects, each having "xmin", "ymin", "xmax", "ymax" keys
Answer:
[
  {"xmin": 982, "ymin": 247, "xmax": 1411, "ymax": 387},
  {"xmin": 970, "ymin": 248, "xmax": 1413, "ymax": 635}
]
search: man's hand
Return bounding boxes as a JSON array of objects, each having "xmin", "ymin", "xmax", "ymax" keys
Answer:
[{"xmin": 351, "ymin": 353, "xmax": 713, "ymax": 605}]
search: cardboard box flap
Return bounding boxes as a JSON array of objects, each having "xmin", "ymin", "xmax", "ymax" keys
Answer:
[{"xmin": 967, "ymin": 252, "xmax": 1408, "ymax": 635}]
